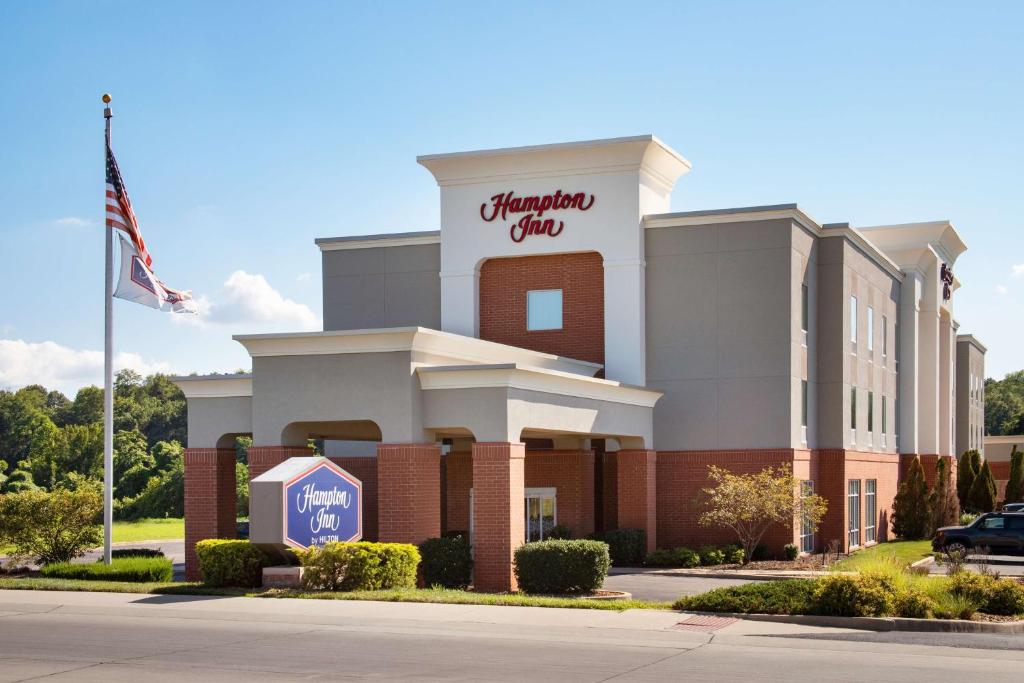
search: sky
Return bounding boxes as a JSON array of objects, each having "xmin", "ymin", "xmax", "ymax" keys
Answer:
[{"xmin": 1, "ymin": 1, "xmax": 1022, "ymax": 397}]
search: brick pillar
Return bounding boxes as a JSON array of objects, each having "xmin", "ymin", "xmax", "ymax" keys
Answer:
[
  {"xmin": 184, "ymin": 448, "xmax": 237, "ymax": 581},
  {"xmin": 247, "ymin": 445, "xmax": 315, "ymax": 482},
  {"xmin": 376, "ymin": 444, "xmax": 441, "ymax": 545},
  {"xmin": 615, "ymin": 449, "xmax": 657, "ymax": 553},
  {"xmin": 472, "ymin": 442, "xmax": 525, "ymax": 592}
]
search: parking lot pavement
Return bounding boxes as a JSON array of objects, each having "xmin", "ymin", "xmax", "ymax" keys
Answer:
[
  {"xmin": 603, "ymin": 568, "xmax": 755, "ymax": 602},
  {"xmin": 929, "ymin": 554, "xmax": 1024, "ymax": 576}
]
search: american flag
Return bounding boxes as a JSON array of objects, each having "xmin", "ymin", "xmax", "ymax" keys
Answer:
[{"xmin": 105, "ymin": 143, "xmax": 152, "ymax": 267}]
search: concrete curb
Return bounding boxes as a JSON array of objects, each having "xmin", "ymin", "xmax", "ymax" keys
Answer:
[
  {"xmin": 697, "ymin": 611, "xmax": 1024, "ymax": 634},
  {"xmin": 646, "ymin": 569, "xmax": 844, "ymax": 581},
  {"xmin": 910, "ymin": 556, "xmax": 936, "ymax": 569}
]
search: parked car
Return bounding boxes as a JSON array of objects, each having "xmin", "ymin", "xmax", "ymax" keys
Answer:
[
  {"xmin": 932, "ymin": 512, "xmax": 1024, "ymax": 553},
  {"xmin": 1001, "ymin": 503, "xmax": 1024, "ymax": 512}
]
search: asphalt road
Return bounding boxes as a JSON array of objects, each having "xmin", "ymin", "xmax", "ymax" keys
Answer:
[{"xmin": 1, "ymin": 590, "xmax": 1022, "ymax": 682}]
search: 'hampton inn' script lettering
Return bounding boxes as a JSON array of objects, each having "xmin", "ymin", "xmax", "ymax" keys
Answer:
[
  {"xmin": 480, "ymin": 190, "xmax": 595, "ymax": 242},
  {"xmin": 294, "ymin": 483, "xmax": 353, "ymax": 535}
]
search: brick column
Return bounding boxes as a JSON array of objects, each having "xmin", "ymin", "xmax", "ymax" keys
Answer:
[
  {"xmin": 247, "ymin": 445, "xmax": 315, "ymax": 482},
  {"xmin": 615, "ymin": 449, "xmax": 657, "ymax": 553},
  {"xmin": 376, "ymin": 444, "xmax": 441, "ymax": 545},
  {"xmin": 472, "ymin": 442, "xmax": 525, "ymax": 592},
  {"xmin": 184, "ymin": 448, "xmax": 237, "ymax": 581}
]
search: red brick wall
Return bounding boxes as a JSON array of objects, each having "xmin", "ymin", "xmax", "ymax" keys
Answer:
[
  {"xmin": 444, "ymin": 452, "xmax": 473, "ymax": 533},
  {"xmin": 616, "ymin": 450, "xmax": 657, "ymax": 552},
  {"xmin": 525, "ymin": 450, "xmax": 595, "ymax": 538},
  {"xmin": 600, "ymin": 450, "xmax": 618, "ymax": 532},
  {"xmin": 990, "ymin": 460, "xmax": 1011, "ymax": 501},
  {"xmin": 840, "ymin": 450, "xmax": 900, "ymax": 549},
  {"xmin": 471, "ymin": 442, "xmax": 525, "ymax": 592},
  {"xmin": 478, "ymin": 252, "xmax": 604, "ymax": 366},
  {"xmin": 376, "ymin": 444, "xmax": 440, "ymax": 546},
  {"xmin": 247, "ymin": 445, "xmax": 315, "ymax": 482},
  {"xmin": 184, "ymin": 448, "xmax": 237, "ymax": 581},
  {"xmin": 329, "ymin": 456, "xmax": 379, "ymax": 542}
]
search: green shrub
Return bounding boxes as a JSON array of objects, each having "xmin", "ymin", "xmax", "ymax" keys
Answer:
[
  {"xmin": 698, "ymin": 545, "xmax": 726, "ymax": 566},
  {"xmin": 0, "ymin": 486, "xmax": 102, "ymax": 564},
  {"xmin": 812, "ymin": 572, "xmax": 894, "ymax": 617},
  {"xmin": 419, "ymin": 535, "xmax": 472, "ymax": 589},
  {"xmin": 674, "ymin": 579, "xmax": 816, "ymax": 614},
  {"xmin": 932, "ymin": 592, "xmax": 979, "ymax": 620},
  {"xmin": 645, "ymin": 547, "xmax": 700, "ymax": 568},
  {"xmin": 983, "ymin": 579, "xmax": 1024, "ymax": 616},
  {"xmin": 751, "ymin": 544, "xmax": 769, "ymax": 561},
  {"xmin": 40, "ymin": 556, "xmax": 173, "ymax": 582},
  {"xmin": 196, "ymin": 539, "xmax": 269, "ymax": 587},
  {"xmin": 783, "ymin": 543, "xmax": 799, "ymax": 561},
  {"xmin": 299, "ymin": 542, "xmax": 420, "ymax": 592},
  {"xmin": 723, "ymin": 545, "xmax": 745, "ymax": 564},
  {"xmin": 545, "ymin": 524, "xmax": 572, "ymax": 540},
  {"xmin": 111, "ymin": 548, "xmax": 165, "ymax": 559},
  {"xmin": 948, "ymin": 572, "xmax": 994, "ymax": 605},
  {"xmin": 598, "ymin": 529, "xmax": 645, "ymax": 566},
  {"xmin": 514, "ymin": 540, "xmax": 610, "ymax": 594},
  {"xmin": 959, "ymin": 512, "xmax": 978, "ymax": 526},
  {"xmin": 893, "ymin": 589, "xmax": 935, "ymax": 618}
]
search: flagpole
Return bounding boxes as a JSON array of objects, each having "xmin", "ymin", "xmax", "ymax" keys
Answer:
[{"xmin": 102, "ymin": 93, "xmax": 114, "ymax": 566}]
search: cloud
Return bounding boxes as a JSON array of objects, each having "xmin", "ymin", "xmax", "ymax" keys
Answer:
[
  {"xmin": 183, "ymin": 270, "xmax": 320, "ymax": 332},
  {"xmin": 1012, "ymin": 264, "xmax": 1024, "ymax": 278},
  {"xmin": 996, "ymin": 284, "xmax": 1009, "ymax": 295},
  {"xmin": 296, "ymin": 272, "xmax": 311, "ymax": 283},
  {"xmin": 0, "ymin": 339, "xmax": 173, "ymax": 396},
  {"xmin": 53, "ymin": 217, "xmax": 94, "ymax": 228}
]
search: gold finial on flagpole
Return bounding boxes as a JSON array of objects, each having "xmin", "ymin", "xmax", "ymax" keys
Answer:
[
  {"xmin": 102, "ymin": 93, "xmax": 112, "ymax": 119},
  {"xmin": 102, "ymin": 92, "xmax": 111, "ymax": 103}
]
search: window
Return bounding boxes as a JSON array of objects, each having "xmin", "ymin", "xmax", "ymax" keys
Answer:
[
  {"xmin": 867, "ymin": 306, "xmax": 874, "ymax": 353},
  {"xmin": 867, "ymin": 391, "xmax": 874, "ymax": 435},
  {"xmin": 801, "ymin": 380, "xmax": 808, "ymax": 444},
  {"xmin": 865, "ymin": 480, "xmax": 877, "ymax": 544},
  {"xmin": 850, "ymin": 295, "xmax": 858, "ymax": 345},
  {"xmin": 881, "ymin": 395, "xmax": 887, "ymax": 448},
  {"xmin": 526, "ymin": 289, "xmax": 563, "ymax": 331},
  {"xmin": 850, "ymin": 387, "xmax": 857, "ymax": 445},
  {"xmin": 524, "ymin": 488, "xmax": 557, "ymax": 542},
  {"xmin": 801, "ymin": 284, "xmax": 809, "ymax": 336},
  {"xmin": 894, "ymin": 323, "xmax": 900, "ymax": 370},
  {"xmin": 848, "ymin": 480, "xmax": 861, "ymax": 548},
  {"xmin": 882, "ymin": 315, "xmax": 888, "ymax": 365},
  {"xmin": 800, "ymin": 480, "xmax": 815, "ymax": 553},
  {"xmin": 980, "ymin": 516, "xmax": 1005, "ymax": 531}
]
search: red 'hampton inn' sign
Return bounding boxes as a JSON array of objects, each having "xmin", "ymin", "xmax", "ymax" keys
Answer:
[{"xmin": 480, "ymin": 190, "xmax": 596, "ymax": 242}]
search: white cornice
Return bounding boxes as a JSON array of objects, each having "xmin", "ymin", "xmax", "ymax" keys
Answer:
[
  {"xmin": 171, "ymin": 375, "xmax": 252, "ymax": 399},
  {"xmin": 316, "ymin": 231, "xmax": 440, "ymax": 252},
  {"xmin": 956, "ymin": 334, "xmax": 988, "ymax": 353},
  {"xmin": 232, "ymin": 327, "xmax": 602, "ymax": 376},
  {"xmin": 416, "ymin": 363, "xmax": 662, "ymax": 408}
]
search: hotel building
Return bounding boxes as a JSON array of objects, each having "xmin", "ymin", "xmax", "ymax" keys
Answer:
[{"xmin": 175, "ymin": 136, "xmax": 984, "ymax": 589}]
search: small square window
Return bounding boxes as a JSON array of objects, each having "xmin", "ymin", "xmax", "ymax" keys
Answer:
[{"xmin": 526, "ymin": 290, "xmax": 563, "ymax": 331}]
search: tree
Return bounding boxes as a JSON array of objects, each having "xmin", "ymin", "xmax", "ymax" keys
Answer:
[
  {"xmin": 236, "ymin": 462, "xmax": 249, "ymax": 517},
  {"xmin": 56, "ymin": 386, "xmax": 104, "ymax": 427},
  {"xmin": 0, "ymin": 485, "xmax": 103, "ymax": 564},
  {"xmin": 967, "ymin": 460, "xmax": 998, "ymax": 512},
  {"xmin": 985, "ymin": 371, "xmax": 1024, "ymax": 436},
  {"xmin": 1005, "ymin": 445, "xmax": 1024, "ymax": 505},
  {"xmin": 930, "ymin": 456, "xmax": 959, "ymax": 530},
  {"xmin": 117, "ymin": 452, "xmax": 184, "ymax": 520},
  {"xmin": 699, "ymin": 464, "xmax": 827, "ymax": 563},
  {"xmin": 113, "ymin": 429, "xmax": 155, "ymax": 499},
  {"xmin": 957, "ymin": 450, "xmax": 979, "ymax": 509},
  {"xmin": 893, "ymin": 456, "xmax": 933, "ymax": 539},
  {"xmin": 1, "ymin": 459, "xmax": 38, "ymax": 493}
]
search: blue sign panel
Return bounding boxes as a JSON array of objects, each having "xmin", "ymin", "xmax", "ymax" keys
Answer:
[{"xmin": 283, "ymin": 460, "xmax": 362, "ymax": 549}]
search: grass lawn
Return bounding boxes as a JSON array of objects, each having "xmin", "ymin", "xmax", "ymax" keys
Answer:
[
  {"xmin": 830, "ymin": 540, "xmax": 933, "ymax": 571},
  {"xmin": 0, "ymin": 578, "xmax": 671, "ymax": 611},
  {"xmin": 111, "ymin": 518, "xmax": 184, "ymax": 543}
]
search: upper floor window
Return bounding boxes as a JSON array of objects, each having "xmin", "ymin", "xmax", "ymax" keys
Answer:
[
  {"xmin": 801, "ymin": 284, "xmax": 809, "ymax": 334},
  {"xmin": 526, "ymin": 289, "xmax": 563, "ymax": 331},
  {"xmin": 867, "ymin": 306, "xmax": 874, "ymax": 353},
  {"xmin": 850, "ymin": 295, "xmax": 858, "ymax": 346},
  {"xmin": 882, "ymin": 315, "xmax": 888, "ymax": 365}
]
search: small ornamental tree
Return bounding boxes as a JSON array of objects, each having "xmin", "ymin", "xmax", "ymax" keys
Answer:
[
  {"xmin": 967, "ymin": 460, "xmax": 998, "ymax": 513},
  {"xmin": 1004, "ymin": 445, "xmax": 1024, "ymax": 504},
  {"xmin": 957, "ymin": 450, "xmax": 979, "ymax": 510},
  {"xmin": 699, "ymin": 464, "xmax": 826, "ymax": 564},
  {"xmin": 930, "ymin": 456, "xmax": 960, "ymax": 530},
  {"xmin": 0, "ymin": 485, "xmax": 102, "ymax": 564},
  {"xmin": 893, "ymin": 456, "xmax": 933, "ymax": 539}
]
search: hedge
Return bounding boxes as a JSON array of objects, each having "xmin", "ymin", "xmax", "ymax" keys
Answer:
[
  {"xmin": 40, "ymin": 556, "xmax": 173, "ymax": 583},
  {"xmin": 419, "ymin": 535, "xmax": 472, "ymax": 589},
  {"xmin": 597, "ymin": 529, "xmax": 645, "ymax": 566},
  {"xmin": 644, "ymin": 547, "xmax": 699, "ymax": 568},
  {"xmin": 299, "ymin": 542, "xmax": 420, "ymax": 592},
  {"xmin": 196, "ymin": 539, "xmax": 269, "ymax": 587},
  {"xmin": 675, "ymin": 579, "xmax": 817, "ymax": 614},
  {"xmin": 111, "ymin": 548, "xmax": 165, "ymax": 559},
  {"xmin": 514, "ymin": 540, "xmax": 610, "ymax": 594}
]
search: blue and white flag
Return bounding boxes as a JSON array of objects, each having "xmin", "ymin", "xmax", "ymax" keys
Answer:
[{"xmin": 114, "ymin": 235, "xmax": 197, "ymax": 313}]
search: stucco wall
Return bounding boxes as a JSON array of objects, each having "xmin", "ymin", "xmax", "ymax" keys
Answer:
[
  {"xmin": 955, "ymin": 339, "xmax": 985, "ymax": 456},
  {"xmin": 321, "ymin": 243, "xmax": 441, "ymax": 331},
  {"xmin": 185, "ymin": 396, "xmax": 253, "ymax": 449},
  {"xmin": 645, "ymin": 218, "xmax": 795, "ymax": 451}
]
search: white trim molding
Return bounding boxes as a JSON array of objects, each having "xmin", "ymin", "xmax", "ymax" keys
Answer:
[{"xmin": 171, "ymin": 374, "xmax": 253, "ymax": 398}]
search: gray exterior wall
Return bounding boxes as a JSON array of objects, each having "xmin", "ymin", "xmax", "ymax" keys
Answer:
[
  {"xmin": 955, "ymin": 338, "xmax": 985, "ymax": 456},
  {"xmin": 322, "ymin": 243, "xmax": 441, "ymax": 331},
  {"xmin": 816, "ymin": 235, "xmax": 900, "ymax": 451},
  {"xmin": 645, "ymin": 219, "xmax": 795, "ymax": 450},
  {"xmin": 185, "ymin": 396, "xmax": 253, "ymax": 449}
]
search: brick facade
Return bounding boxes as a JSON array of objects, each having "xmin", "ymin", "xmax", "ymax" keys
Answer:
[
  {"xmin": 330, "ymin": 456, "xmax": 379, "ymax": 542},
  {"xmin": 471, "ymin": 442, "xmax": 525, "ymax": 592},
  {"xmin": 247, "ymin": 445, "xmax": 315, "ymax": 482},
  {"xmin": 478, "ymin": 252, "xmax": 604, "ymax": 367},
  {"xmin": 616, "ymin": 450, "xmax": 657, "ymax": 553},
  {"xmin": 376, "ymin": 444, "xmax": 441, "ymax": 545},
  {"xmin": 184, "ymin": 448, "xmax": 237, "ymax": 580}
]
